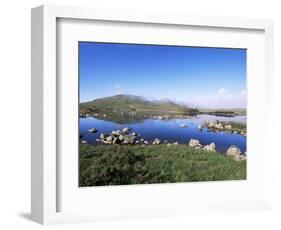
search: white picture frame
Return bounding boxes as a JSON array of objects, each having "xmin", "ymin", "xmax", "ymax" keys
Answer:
[{"xmin": 31, "ymin": 5, "xmax": 274, "ymax": 225}]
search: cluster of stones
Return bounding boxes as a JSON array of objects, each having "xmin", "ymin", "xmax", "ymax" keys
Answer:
[
  {"xmin": 96, "ymin": 127, "xmax": 138, "ymax": 144},
  {"xmin": 152, "ymin": 114, "xmax": 192, "ymax": 120},
  {"xmin": 202, "ymin": 120, "xmax": 246, "ymax": 136},
  {"xmin": 188, "ymin": 139, "xmax": 216, "ymax": 152},
  {"xmin": 80, "ymin": 113, "xmax": 107, "ymax": 118}
]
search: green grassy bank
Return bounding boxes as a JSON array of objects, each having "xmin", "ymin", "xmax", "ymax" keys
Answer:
[{"xmin": 79, "ymin": 144, "xmax": 246, "ymax": 187}]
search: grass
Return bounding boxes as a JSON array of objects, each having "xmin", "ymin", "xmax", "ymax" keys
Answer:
[{"xmin": 79, "ymin": 144, "xmax": 246, "ymax": 187}]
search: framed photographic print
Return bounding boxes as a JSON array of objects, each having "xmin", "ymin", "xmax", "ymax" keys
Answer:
[{"xmin": 31, "ymin": 5, "xmax": 274, "ymax": 225}]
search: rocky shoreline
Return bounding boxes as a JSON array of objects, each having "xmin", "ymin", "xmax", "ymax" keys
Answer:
[
  {"xmin": 201, "ymin": 120, "xmax": 246, "ymax": 136},
  {"xmin": 81, "ymin": 127, "xmax": 246, "ymax": 161}
]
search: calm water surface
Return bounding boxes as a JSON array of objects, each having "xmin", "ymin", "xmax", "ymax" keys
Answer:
[{"xmin": 80, "ymin": 114, "xmax": 246, "ymax": 154}]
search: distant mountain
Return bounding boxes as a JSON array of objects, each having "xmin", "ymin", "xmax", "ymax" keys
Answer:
[{"xmin": 80, "ymin": 94, "xmax": 191, "ymax": 116}]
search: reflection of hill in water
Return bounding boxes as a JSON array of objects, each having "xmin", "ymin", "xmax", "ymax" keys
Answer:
[{"xmin": 93, "ymin": 115, "xmax": 146, "ymax": 125}]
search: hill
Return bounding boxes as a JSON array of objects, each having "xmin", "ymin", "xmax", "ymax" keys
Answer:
[{"xmin": 80, "ymin": 94, "xmax": 193, "ymax": 123}]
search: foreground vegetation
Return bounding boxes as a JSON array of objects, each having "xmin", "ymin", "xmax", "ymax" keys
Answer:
[{"xmin": 79, "ymin": 144, "xmax": 246, "ymax": 187}]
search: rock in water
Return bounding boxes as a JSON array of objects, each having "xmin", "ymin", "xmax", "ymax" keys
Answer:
[
  {"xmin": 88, "ymin": 128, "xmax": 98, "ymax": 133},
  {"xmin": 203, "ymin": 142, "xmax": 216, "ymax": 152},
  {"xmin": 215, "ymin": 123, "xmax": 224, "ymax": 129}
]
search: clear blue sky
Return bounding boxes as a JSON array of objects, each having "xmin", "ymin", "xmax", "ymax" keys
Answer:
[{"xmin": 79, "ymin": 42, "xmax": 246, "ymax": 108}]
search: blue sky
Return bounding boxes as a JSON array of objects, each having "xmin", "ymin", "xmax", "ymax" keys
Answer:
[{"xmin": 79, "ymin": 42, "xmax": 246, "ymax": 108}]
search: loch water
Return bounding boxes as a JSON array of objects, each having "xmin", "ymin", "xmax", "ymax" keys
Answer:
[{"xmin": 80, "ymin": 114, "xmax": 246, "ymax": 154}]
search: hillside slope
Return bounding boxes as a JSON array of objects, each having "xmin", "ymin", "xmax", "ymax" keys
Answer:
[{"xmin": 80, "ymin": 94, "xmax": 191, "ymax": 116}]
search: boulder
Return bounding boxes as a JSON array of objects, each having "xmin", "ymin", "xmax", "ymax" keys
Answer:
[
  {"xmin": 152, "ymin": 138, "xmax": 161, "ymax": 145},
  {"xmin": 102, "ymin": 135, "xmax": 113, "ymax": 144},
  {"xmin": 215, "ymin": 123, "xmax": 224, "ymax": 129},
  {"xmin": 111, "ymin": 130, "xmax": 121, "ymax": 136},
  {"xmin": 122, "ymin": 127, "xmax": 131, "ymax": 134},
  {"xmin": 88, "ymin": 128, "xmax": 98, "ymax": 133},
  {"xmin": 144, "ymin": 140, "xmax": 149, "ymax": 145},
  {"xmin": 112, "ymin": 137, "xmax": 118, "ymax": 144},
  {"xmin": 119, "ymin": 134, "xmax": 125, "ymax": 141},
  {"xmin": 226, "ymin": 145, "xmax": 246, "ymax": 160},
  {"xmin": 203, "ymin": 142, "xmax": 216, "ymax": 152},
  {"xmin": 189, "ymin": 139, "xmax": 202, "ymax": 148}
]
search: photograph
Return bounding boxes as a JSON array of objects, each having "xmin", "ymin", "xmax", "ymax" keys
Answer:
[{"xmin": 78, "ymin": 42, "xmax": 247, "ymax": 187}]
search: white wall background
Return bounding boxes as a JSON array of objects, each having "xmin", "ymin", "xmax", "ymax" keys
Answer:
[{"xmin": 0, "ymin": 0, "xmax": 280, "ymax": 229}]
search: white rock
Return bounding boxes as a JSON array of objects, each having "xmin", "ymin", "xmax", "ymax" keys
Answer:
[
  {"xmin": 152, "ymin": 138, "xmax": 161, "ymax": 145},
  {"xmin": 189, "ymin": 139, "xmax": 202, "ymax": 148},
  {"xmin": 226, "ymin": 145, "xmax": 241, "ymax": 158},
  {"xmin": 88, "ymin": 128, "xmax": 98, "ymax": 133},
  {"xmin": 203, "ymin": 142, "xmax": 216, "ymax": 152},
  {"xmin": 215, "ymin": 123, "xmax": 224, "ymax": 129},
  {"xmin": 122, "ymin": 127, "xmax": 130, "ymax": 134}
]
